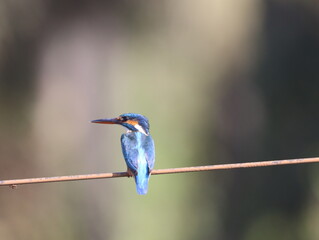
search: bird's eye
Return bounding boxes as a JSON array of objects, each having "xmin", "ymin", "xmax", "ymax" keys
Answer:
[{"xmin": 120, "ymin": 116, "xmax": 128, "ymax": 121}]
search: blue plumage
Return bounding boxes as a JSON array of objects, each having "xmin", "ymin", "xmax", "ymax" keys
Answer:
[
  {"xmin": 91, "ymin": 113, "xmax": 155, "ymax": 195},
  {"xmin": 121, "ymin": 131, "xmax": 155, "ymax": 194}
]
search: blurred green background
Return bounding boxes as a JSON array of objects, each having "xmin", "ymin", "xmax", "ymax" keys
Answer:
[{"xmin": 1, "ymin": 0, "xmax": 319, "ymax": 239}]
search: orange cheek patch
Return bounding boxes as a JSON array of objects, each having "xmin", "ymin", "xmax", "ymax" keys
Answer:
[{"xmin": 126, "ymin": 120, "xmax": 138, "ymax": 126}]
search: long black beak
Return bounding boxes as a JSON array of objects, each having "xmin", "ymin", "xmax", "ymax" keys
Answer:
[{"xmin": 91, "ymin": 118, "xmax": 120, "ymax": 124}]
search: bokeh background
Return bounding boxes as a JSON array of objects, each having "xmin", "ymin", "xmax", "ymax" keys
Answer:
[{"xmin": 1, "ymin": 0, "xmax": 319, "ymax": 239}]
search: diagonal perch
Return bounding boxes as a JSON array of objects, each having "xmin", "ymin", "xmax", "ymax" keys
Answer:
[{"xmin": 0, "ymin": 157, "xmax": 318, "ymax": 188}]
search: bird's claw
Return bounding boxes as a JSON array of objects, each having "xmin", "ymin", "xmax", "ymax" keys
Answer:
[{"xmin": 127, "ymin": 168, "xmax": 135, "ymax": 178}]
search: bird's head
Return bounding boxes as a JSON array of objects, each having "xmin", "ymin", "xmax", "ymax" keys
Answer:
[{"xmin": 91, "ymin": 113, "xmax": 150, "ymax": 136}]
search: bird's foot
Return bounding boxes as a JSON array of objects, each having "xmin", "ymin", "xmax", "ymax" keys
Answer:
[{"xmin": 127, "ymin": 168, "xmax": 135, "ymax": 178}]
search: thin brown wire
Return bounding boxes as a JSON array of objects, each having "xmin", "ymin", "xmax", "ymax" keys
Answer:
[{"xmin": 1, "ymin": 157, "xmax": 318, "ymax": 188}]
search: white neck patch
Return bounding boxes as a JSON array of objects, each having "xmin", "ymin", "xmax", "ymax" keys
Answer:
[{"xmin": 134, "ymin": 124, "xmax": 148, "ymax": 136}]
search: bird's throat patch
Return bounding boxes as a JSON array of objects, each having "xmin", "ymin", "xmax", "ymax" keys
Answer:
[{"xmin": 134, "ymin": 124, "xmax": 148, "ymax": 135}]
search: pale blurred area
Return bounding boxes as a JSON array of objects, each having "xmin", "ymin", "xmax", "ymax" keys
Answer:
[{"xmin": 1, "ymin": 0, "xmax": 319, "ymax": 239}]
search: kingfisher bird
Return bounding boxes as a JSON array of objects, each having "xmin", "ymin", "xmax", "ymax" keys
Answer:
[{"xmin": 91, "ymin": 113, "xmax": 155, "ymax": 195}]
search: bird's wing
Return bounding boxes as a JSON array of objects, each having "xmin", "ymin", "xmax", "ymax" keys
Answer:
[
  {"xmin": 143, "ymin": 135, "xmax": 155, "ymax": 171},
  {"xmin": 121, "ymin": 134, "xmax": 139, "ymax": 173}
]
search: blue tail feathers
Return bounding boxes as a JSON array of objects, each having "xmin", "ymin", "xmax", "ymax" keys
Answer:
[
  {"xmin": 135, "ymin": 174, "xmax": 149, "ymax": 195},
  {"xmin": 134, "ymin": 164, "xmax": 150, "ymax": 195}
]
